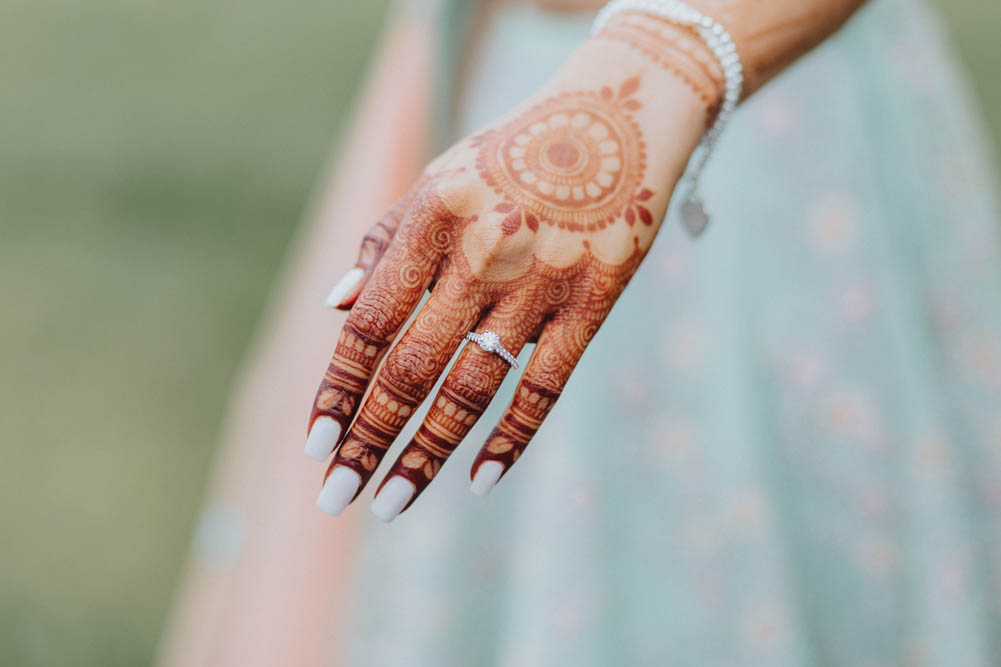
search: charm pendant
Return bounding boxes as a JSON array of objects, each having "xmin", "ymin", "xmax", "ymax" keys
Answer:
[{"xmin": 681, "ymin": 195, "xmax": 710, "ymax": 237}]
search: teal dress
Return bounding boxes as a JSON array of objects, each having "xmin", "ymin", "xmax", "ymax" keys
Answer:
[{"xmin": 343, "ymin": 1, "xmax": 1001, "ymax": 664}]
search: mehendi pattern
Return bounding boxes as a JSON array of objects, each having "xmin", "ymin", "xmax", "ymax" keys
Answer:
[
  {"xmin": 310, "ymin": 76, "xmax": 659, "ymax": 512},
  {"xmin": 474, "ymin": 76, "xmax": 652, "ymax": 234}
]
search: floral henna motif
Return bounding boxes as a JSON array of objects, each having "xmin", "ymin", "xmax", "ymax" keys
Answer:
[
  {"xmin": 474, "ymin": 75, "xmax": 653, "ymax": 234},
  {"xmin": 479, "ymin": 380, "xmax": 560, "ymax": 463}
]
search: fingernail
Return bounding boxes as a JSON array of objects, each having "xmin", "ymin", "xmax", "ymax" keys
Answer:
[
  {"xmin": 324, "ymin": 267, "xmax": 364, "ymax": 308},
  {"xmin": 370, "ymin": 476, "xmax": 416, "ymax": 523},
  {"xmin": 304, "ymin": 416, "xmax": 341, "ymax": 461},
  {"xmin": 316, "ymin": 466, "xmax": 361, "ymax": 517},
  {"xmin": 470, "ymin": 461, "xmax": 505, "ymax": 496}
]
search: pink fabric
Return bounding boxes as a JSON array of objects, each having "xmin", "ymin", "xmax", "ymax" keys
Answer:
[{"xmin": 156, "ymin": 15, "xmax": 434, "ymax": 667}]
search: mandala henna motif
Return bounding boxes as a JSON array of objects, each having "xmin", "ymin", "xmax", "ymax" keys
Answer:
[{"xmin": 474, "ymin": 75, "xmax": 653, "ymax": 234}]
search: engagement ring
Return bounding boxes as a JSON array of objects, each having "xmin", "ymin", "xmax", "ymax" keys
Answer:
[{"xmin": 465, "ymin": 330, "xmax": 519, "ymax": 369}]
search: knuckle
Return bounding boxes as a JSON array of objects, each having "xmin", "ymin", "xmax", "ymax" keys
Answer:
[
  {"xmin": 448, "ymin": 370, "xmax": 495, "ymax": 409},
  {"xmin": 347, "ymin": 297, "xmax": 395, "ymax": 339},
  {"xmin": 357, "ymin": 235, "xmax": 389, "ymax": 269},
  {"xmin": 432, "ymin": 266, "xmax": 479, "ymax": 302},
  {"xmin": 433, "ymin": 174, "xmax": 488, "ymax": 218},
  {"xmin": 359, "ymin": 223, "xmax": 392, "ymax": 256},
  {"xmin": 385, "ymin": 342, "xmax": 436, "ymax": 392}
]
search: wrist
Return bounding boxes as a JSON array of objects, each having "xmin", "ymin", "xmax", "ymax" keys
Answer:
[{"xmin": 592, "ymin": 11, "xmax": 725, "ymax": 116}]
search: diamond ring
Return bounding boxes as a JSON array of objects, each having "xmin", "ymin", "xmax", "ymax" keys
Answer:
[{"xmin": 465, "ymin": 330, "xmax": 519, "ymax": 369}]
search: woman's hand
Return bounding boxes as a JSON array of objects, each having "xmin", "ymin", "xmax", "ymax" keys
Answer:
[{"xmin": 306, "ymin": 14, "xmax": 723, "ymax": 520}]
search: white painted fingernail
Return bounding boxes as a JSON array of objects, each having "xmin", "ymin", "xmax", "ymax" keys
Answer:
[
  {"xmin": 370, "ymin": 476, "xmax": 416, "ymax": 523},
  {"xmin": 324, "ymin": 267, "xmax": 364, "ymax": 308},
  {"xmin": 304, "ymin": 417, "xmax": 341, "ymax": 461},
  {"xmin": 470, "ymin": 461, "xmax": 505, "ymax": 496},
  {"xmin": 316, "ymin": 466, "xmax": 361, "ymax": 517}
]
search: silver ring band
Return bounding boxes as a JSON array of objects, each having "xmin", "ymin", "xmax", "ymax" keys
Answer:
[{"xmin": 465, "ymin": 330, "xmax": 519, "ymax": 369}]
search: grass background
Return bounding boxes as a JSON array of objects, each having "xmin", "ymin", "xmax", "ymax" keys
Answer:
[{"xmin": 0, "ymin": 0, "xmax": 997, "ymax": 664}]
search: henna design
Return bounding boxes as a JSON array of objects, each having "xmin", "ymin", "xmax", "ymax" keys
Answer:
[
  {"xmin": 376, "ymin": 238, "xmax": 643, "ymax": 503},
  {"xmin": 308, "ymin": 1, "xmax": 872, "ymax": 517},
  {"xmin": 311, "ymin": 76, "xmax": 659, "ymax": 514},
  {"xmin": 354, "ymin": 182, "xmax": 423, "ymax": 278},
  {"xmin": 595, "ymin": 13, "xmax": 724, "ymax": 109},
  {"xmin": 310, "ymin": 190, "xmax": 469, "ymax": 443},
  {"xmin": 470, "ymin": 242, "xmax": 642, "ymax": 479},
  {"xmin": 473, "ymin": 75, "xmax": 651, "ymax": 234}
]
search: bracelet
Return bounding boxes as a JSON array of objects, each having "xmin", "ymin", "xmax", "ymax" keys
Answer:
[{"xmin": 592, "ymin": 0, "xmax": 744, "ymax": 236}]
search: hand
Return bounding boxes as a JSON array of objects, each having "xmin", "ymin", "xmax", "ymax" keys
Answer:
[{"xmin": 305, "ymin": 15, "xmax": 722, "ymax": 521}]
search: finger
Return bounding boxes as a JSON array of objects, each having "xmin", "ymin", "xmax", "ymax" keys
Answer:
[
  {"xmin": 318, "ymin": 271, "xmax": 486, "ymax": 516},
  {"xmin": 469, "ymin": 308, "xmax": 601, "ymax": 496},
  {"xmin": 324, "ymin": 182, "xmax": 421, "ymax": 309},
  {"xmin": 371, "ymin": 303, "xmax": 539, "ymax": 521},
  {"xmin": 306, "ymin": 207, "xmax": 444, "ymax": 464}
]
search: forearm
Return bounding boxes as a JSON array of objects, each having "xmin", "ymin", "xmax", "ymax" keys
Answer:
[{"xmin": 686, "ymin": 0, "xmax": 869, "ymax": 97}]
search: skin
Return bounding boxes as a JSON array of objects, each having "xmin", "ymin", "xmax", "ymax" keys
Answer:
[{"xmin": 310, "ymin": 2, "xmax": 868, "ymax": 517}]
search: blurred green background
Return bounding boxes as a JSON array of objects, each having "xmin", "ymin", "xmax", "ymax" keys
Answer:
[{"xmin": 0, "ymin": 0, "xmax": 997, "ymax": 665}]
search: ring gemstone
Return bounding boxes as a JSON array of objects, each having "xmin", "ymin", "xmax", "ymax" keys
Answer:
[
  {"xmin": 479, "ymin": 331, "xmax": 501, "ymax": 351},
  {"xmin": 465, "ymin": 330, "xmax": 519, "ymax": 369}
]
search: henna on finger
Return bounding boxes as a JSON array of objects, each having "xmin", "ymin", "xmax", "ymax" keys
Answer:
[
  {"xmin": 323, "ymin": 262, "xmax": 489, "ymax": 508},
  {"xmin": 469, "ymin": 250, "xmax": 640, "ymax": 495},
  {"xmin": 325, "ymin": 180, "xmax": 425, "ymax": 309},
  {"xmin": 371, "ymin": 298, "xmax": 546, "ymax": 520},
  {"xmin": 307, "ymin": 193, "xmax": 464, "ymax": 466},
  {"xmin": 313, "ymin": 75, "xmax": 665, "ymax": 516}
]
